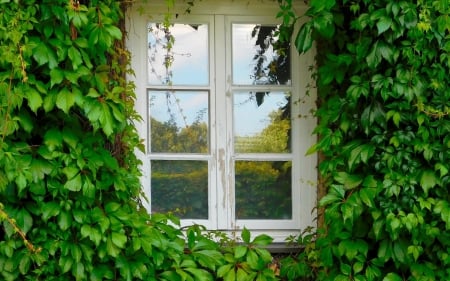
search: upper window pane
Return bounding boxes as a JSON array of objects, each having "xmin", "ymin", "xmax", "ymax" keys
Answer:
[
  {"xmin": 232, "ymin": 24, "xmax": 291, "ymax": 85},
  {"xmin": 149, "ymin": 90, "xmax": 209, "ymax": 153},
  {"xmin": 148, "ymin": 23, "xmax": 209, "ymax": 85},
  {"xmin": 234, "ymin": 91, "xmax": 291, "ymax": 153}
]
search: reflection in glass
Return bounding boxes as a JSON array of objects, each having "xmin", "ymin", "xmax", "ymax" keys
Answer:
[
  {"xmin": 151, "ymin": 160, "xmax": 208, "ymax": 219},
  {"xmin": 232, "ymin": 24, "xmax": 291, "ymax": 85},
  {"xmin": 149, "ymin": 90, "xmax": 209, "ymax": 153},
  {"xmin": 235, "ymin": 161, "xmax": 292, "ymax": 219},
  {"xmin": 148, "ymin": 23, "xmax": 209, "ymax": 85},
  {"xmin": 234, "ymin": 91, "xmax": 290, "ymax": 153}
]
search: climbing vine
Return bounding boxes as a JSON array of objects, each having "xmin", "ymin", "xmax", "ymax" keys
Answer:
[
  {"xmin": 278, "ymin": 0, "xmax": 450, "ymax": 280},
  {"xmin": 0, "ymin": 1, "xmax": 279, "ymax": 280}
]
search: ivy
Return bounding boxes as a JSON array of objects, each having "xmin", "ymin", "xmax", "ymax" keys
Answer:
[{"xmin": 278, "ymin": 0, "xmax": 450, "ymax": 280}]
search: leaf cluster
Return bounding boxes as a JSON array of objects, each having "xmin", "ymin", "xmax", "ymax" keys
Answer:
[
  {"xmin": 0, "ymin": 1, "xmax": 306, "ymax": 280},
  {"xmin": 277, "ymin": 0, "xmax": 450, "ymax": 280}
]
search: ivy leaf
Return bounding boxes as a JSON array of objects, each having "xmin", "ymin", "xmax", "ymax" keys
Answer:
[
  {"xmin": 64, "ymin": 173, "xmax": 82, "ymax": 192},
  {"xmin": 105, "ymin": 24, "xmax": 122, "ymax": 40},
  {"xmin": 334, "ymin": 172, "xmax": 363, "ymax": 190},
  {"xmin": 16, "ymin": 208, "xmax": 33, "ymax": 234},
  {"xmin": 27, "ymin": 87, "xmax": 43, "ymax": 113},
  {"xmin": 50, "ymin": 68, "xmax": 64, "ymax": 88},
  {"xmin": 18, "ymin": 111, "xmax": 34, "ymax": 133},
  {"xmin": 359, "ymin": 188, "xmax": 377, "ymax": 207},
  {"xmin": 43, "ymin": 89, "xmax": 58, "ymax": 112},
  {"xmin": 68, "ymin": 46, "xmax": 83, "ymax": 70},
  {"xmin": 111, "ymin": 231, "xmax": 127, "ymax": 249},
  {"xmin": 19, "ymin": 254, "xmax": 31, "ymax": 274},
  {"xmin": 366, "ymin": 41, "xmax": 381, "ymax": 68},
  {"xmin": 420, "ymin": 170, "xmax": 438, "ymax": 195},
  {"xmin": 295, "ymin": 22, "xmax": 313, "ymax": 53},
  {"xmin": 58, "ymin": 211, "xmax": 72, "ymax": 231},
  {"xmin": 32, "ymin": 41, "xmax": 58, "ymax": 69},
  {"xmin": 56, "ymin": 88, "xmax": 75, "ymax": 113},
  {"xmin": 314, "ymin": 11, "xmax": 335, "ymax": 39},
  {"xmin": 310, "ymin": 0, "xmax": 336, "ymax": 11},
  {"xmin": 99, "ymin": 103, "xmax": 114, "ymax": 136},
  {"xmin": 43, "ymin": 128, "xmax": 63, "ymax": 151},
  {"xmin": 383, "ymin": 273, "xmax": 403, "ymax": 281},
  {"xmin": 42, "ymin": 201, "xmax": 61, "ymax": 221},
  {"xmin": 320, "ymin": 185, "xmax": 345, "ymax": 206},
  {"xmin": 376, "ymin": 17, "xmax": 392, "ymax": 35}
]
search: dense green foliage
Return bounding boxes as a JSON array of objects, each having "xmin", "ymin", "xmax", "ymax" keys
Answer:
[
  {"xmin": 0, "ymin": 1, "xmax": 281, "ymax": 280},
  {"xmin": 278, "ymin": 0, "xmax": 450, "ymax": 280},
  {"xmin": 2, "ymin": 0, "xmax": 449, "ymax": 280}
]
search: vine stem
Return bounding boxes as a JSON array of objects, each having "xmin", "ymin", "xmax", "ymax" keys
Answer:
[{"xmin": 0, "ymin": 204, "xmax": 41, "ymax": 254}]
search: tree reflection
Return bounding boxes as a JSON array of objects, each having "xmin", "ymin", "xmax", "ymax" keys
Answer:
[{"xmin": 148, "ymin": 22, "xmax": 294, "ymax": 220}]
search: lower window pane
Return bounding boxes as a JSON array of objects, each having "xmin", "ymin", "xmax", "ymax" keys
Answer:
[
  {"xmin": 235, "ymin": 161, "xmax": 292, "ymax": 219},
  {"xmin": 151, "ymin": 160, "xmax": 208, "ymax": 219}
]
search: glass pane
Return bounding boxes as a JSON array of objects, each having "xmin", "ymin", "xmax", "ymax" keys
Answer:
[
  {"xmin": 234, "ymin": 91, "xmax": 290, "ymax": 153},
  {"xmin": 235, "ymin": 161, "xmax": 292, "ymax": 219},
  {"xmin": 151, "ymin": 160, "xmax": 208, "ymax": 219},
  {"xmin": 232, "ymin": 24, "xmax": 291, "ymax": 85},
  {"xmin": 148, "ymin": 23, "xmax": 209, "ymax": 85},
  {"xmin": 149, "ymin": 90, "xmax": 209, "ymax": 153}
]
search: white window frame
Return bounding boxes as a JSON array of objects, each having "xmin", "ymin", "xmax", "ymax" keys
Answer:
[{"xmin": 127, "ymin": 0, "xmax": 317, "ymax": 241}]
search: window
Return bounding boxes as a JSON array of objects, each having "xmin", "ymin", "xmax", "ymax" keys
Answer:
[{"xmin": 127, "ymin": 0, "xmax": 317, "ymax": 241}]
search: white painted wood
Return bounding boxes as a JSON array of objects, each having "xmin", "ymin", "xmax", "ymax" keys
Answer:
[{"xmin": 127, "ymin": 0, "xmax": 317, "ymax": 238}]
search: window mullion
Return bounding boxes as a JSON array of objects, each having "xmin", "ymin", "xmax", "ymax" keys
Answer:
[{"xmin": 214, "ymin": 15, "xmax": 233, "ymax": 230}]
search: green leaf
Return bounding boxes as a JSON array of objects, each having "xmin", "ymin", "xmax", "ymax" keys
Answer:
[
  {"xmin": 184, "ymin": 268, "xmax": 213, "ymax": 281},
  {"xmin": 42, "ymin": 201, "xmax": 61, "ymax": 221},
  {"xmin": 334, "ymin": 172, "xmax": 363, "ymax": 189},
  {"xmin": 106, "ymin": 236, "xmax": 120, "ymax": 257},
  {"xmin": 64, "ymin": 173, "xmax": 82, "ymax": 192},
  {"xmin": 247, "ymin": 249, "xmax": 260, "ymax": 270},
  {"xmin": 43, "ymin": 128, "xmax": 63, "ymax": 151},
  {"xmin": 383, "ymin": 272, "xmax": 402, "ymax": 281},
  {"xmin": 18, "ymin": 111, "xmax": 34, "ymax": 133},
  {"xmin": 235, "ymin": 245, "xmax": 248, "ymax": 259},
  {"xmin": 407, "ymin": 245, "xmax": 422, "ymax": 261},
  {"xmin": 217, "ymin": 264, "xmax": 233, "ymax": 278},
  {"xmin": 58, "ymin": 211, "xmax": 72, "ymax": 231},
  {"xmin": 59, "ymin": 256, "xmax": 73, "ymax": 274},
  {"xmin": 241, "ymin": 227, "xmax": 251, "ymax": 244},
  {"xmin": 56, "ymin": 88, "xmax": 75, "ymax": 114},
  {"xmin": 33, "ymin": 41, "xmax": 58, "ymax": 68},
  {"xmin": 99, "ymin": 103, "xmax": 115, "ymax": 136},
  {"xmin": 366, "ymin": 41, "xmax": 381, "ymax": 68},
  {"xmin": 377, "ymin": 16, "xmax": 392, "ymax": 34},
  {"xmin": 295, "ymin": 22, "xmax": 313, "ymax": 53},
  {"xmin": 50, "ymin": 68, "xmax": 64, "ymax": 88},
  {"xmin": 111, "ymin": 231, "xmax": 127, "ymax": 248},
  {"xmin": 252, "ymin": 234, "xmax": 273, "ymax": 246},
  {"xmin": 68, "ymin": 46, "xmax": 83, "ymax": 70},
  {"xmin": 420, "ymin": 170, "xmax": 438, "ymax": 195},
  {"xmin": 63, "ymin": 166, "xmax": 79, "ymax": 179},
  {"xmin": 19, "ymin": 254, "xmax": 31, "ymax": 274},
  {"xmin": 27, "ymin": 87, "xmax": 43, "ymax": 113},
  {"xmin": 223, "ymin": 267, "xmax": 236, "ymax": 281},
  {"xmin": 16, "ymin": 208, "xmax": 33, "ymax": 234},
  {"xmin": 43, "ymin": 89, "xmax": 58, "ymax": 112},
  {"xmin": 320, "ymin": 185, "xmax": 345, "ymax": 206},
  {"xmin": 340, "ymin": 262, "xmax": 351, "ymax": 275},
  {"xmin": 105, "ymin": 25, "xmax": 122, "ymax": 40}
]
